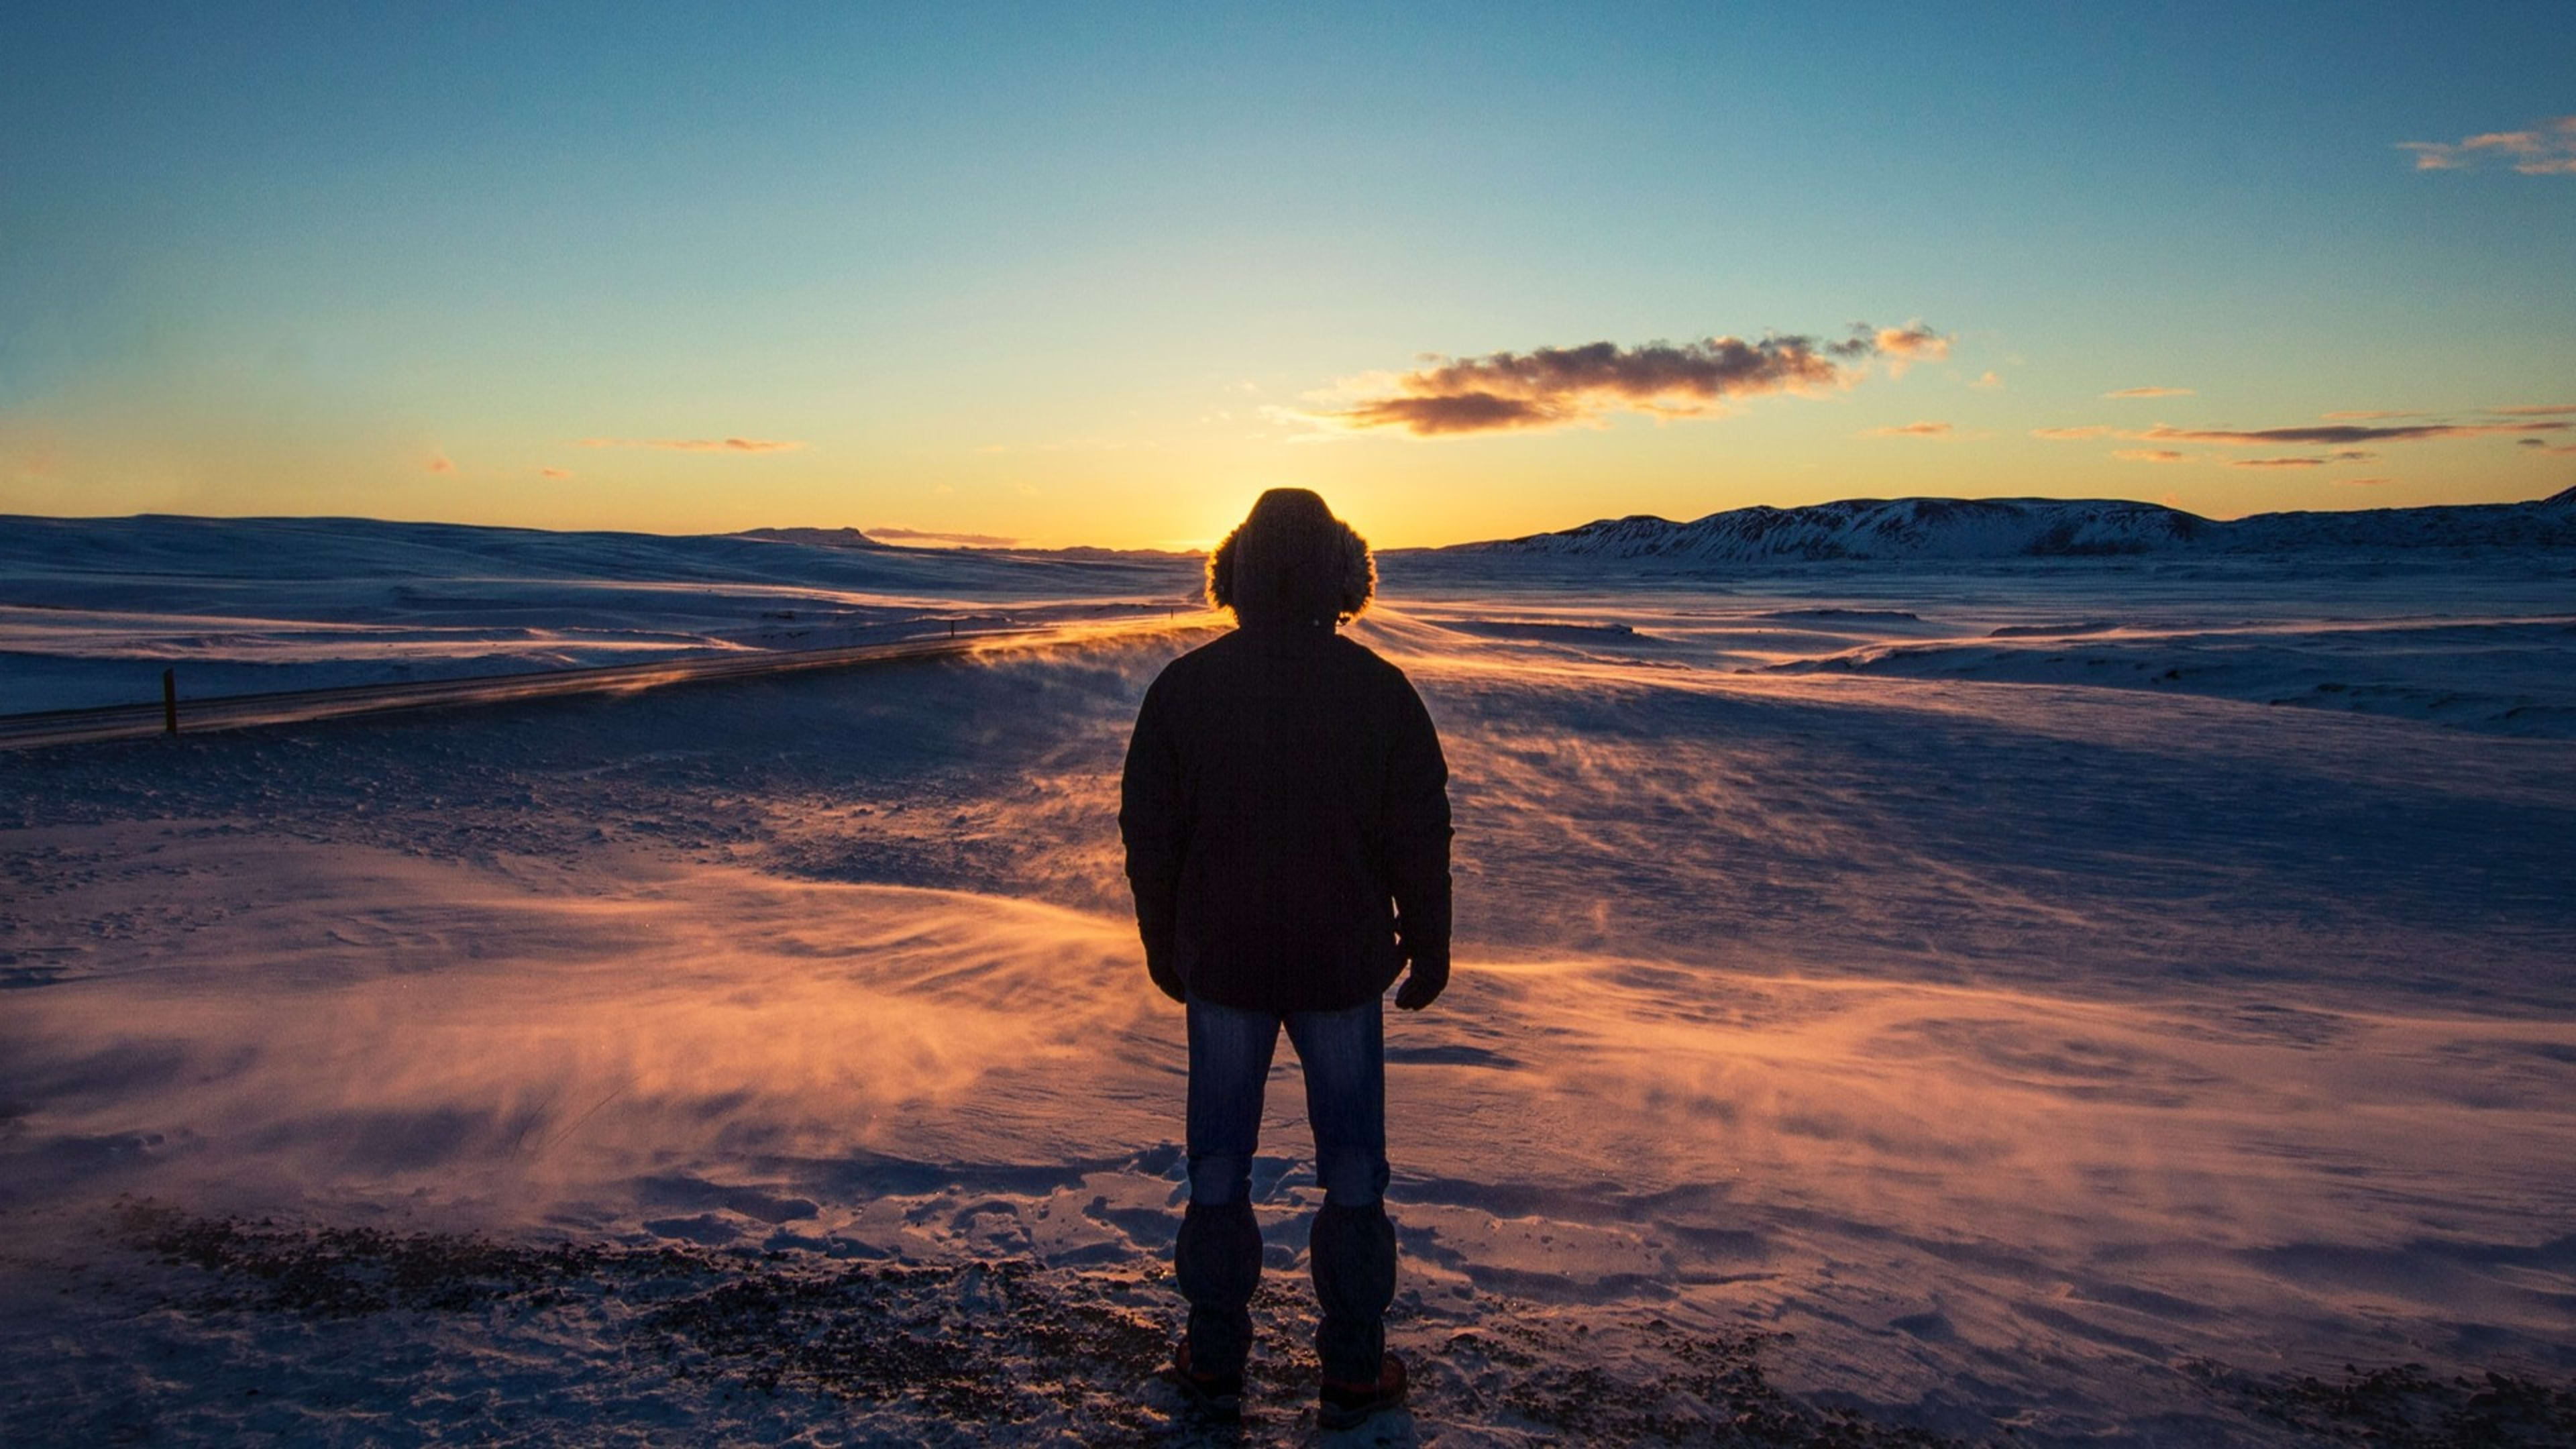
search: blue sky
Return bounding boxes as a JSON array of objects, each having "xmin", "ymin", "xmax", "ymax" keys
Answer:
[{"xmin": 5, "ymin": 2, "xmax": 2571, "ymax": 546}]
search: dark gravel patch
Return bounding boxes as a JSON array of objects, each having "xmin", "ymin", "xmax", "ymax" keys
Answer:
[
  {"xmin": 2197, "ymin": 1358, "xmax": 2576, "ymax": 1447},
  {"xmin": 103, "ymin": 1201, "xmax": 2576, "ymax": 1446}
]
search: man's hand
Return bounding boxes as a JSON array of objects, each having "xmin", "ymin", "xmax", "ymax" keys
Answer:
[
  {"xmin": 1394, "ymin": 953, "xmax": 1448, "ymax": 1011},
  {"xmin": 1146, "ymin": 946, "xmax": 1187, "ymax": 1004}
]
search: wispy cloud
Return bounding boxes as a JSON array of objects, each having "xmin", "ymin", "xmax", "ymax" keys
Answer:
[
  {"xmin": 578, "ymin": 437, "xmax": 806, "ymax": 453},
  {"xmin": 2039, "ymin": 419, "xmax": 2568, "ymax": 447},
  {"xmin": 2518, "ymin": 438, "xmax": 2576, "ymax": 456},
  {"xmin": 2103, "ymin": 386, "xmax": 2193, "ymax": 398},
  {"xmin": 2114, "ymin": 449, "xmax": 2189, "ymax": 464},
  {"xmin": 2231, "ymin": 449, "xmax": 2377, "ymax": 469},
  {"xmin": 1307, "ymin": 321, "xmax": 1948, "ymax": 437},
  {"xmin": 427, "ymin": 451, "xmax": 455, "ymax": 474},
  {"xmin": 539, "ymin": 466, "xmax": 572, "ymax": 479},
  {"xmin": 2489, "ymin": 403, "xmax": 2576, "ymax": 417},
  {"xmin": 2333, "ymin": 477, "xmax": 2396, "ymax": 488},
  {"xmin": 1867, "ymin": 421, "xmax": 1953, "ymax": 438},
  {"xmin": 2322, "ymin": 409, "xmax": 2426, "ymax": 420},
  {"xmin": 2398, "ymin": 115, "xmax": 2576, "ymax": 174},
  {"xmin": 869, "ymin": 526, "xmax": 1019, "ymax": 547},
  {"xmin": 2141, "ymin": 421, "xmax": 2565, "ymax": 445},
  {"xmin": 1970, "ymin": 370, "xmax": 2004, "ymax": 390}
]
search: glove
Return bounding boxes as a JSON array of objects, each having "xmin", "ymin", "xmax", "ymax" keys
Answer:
[
  {"xmin": 1146, "ymin": 944, "xmax": 1187, "ymax": 1004},
  {"xmin": 1393, "ymin": 951, "xmax": 1448, "ymax": 1012}
]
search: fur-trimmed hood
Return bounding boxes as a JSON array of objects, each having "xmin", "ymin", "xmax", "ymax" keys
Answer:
[{"xmin": 1205, "ymin": 488, "xmax": 1375, "ymax": 626}]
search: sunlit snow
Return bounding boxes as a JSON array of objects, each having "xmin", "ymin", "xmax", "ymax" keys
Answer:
[{"xmin": 4, "ymin": 511, "xmax": 2572, "ymax": 1444}]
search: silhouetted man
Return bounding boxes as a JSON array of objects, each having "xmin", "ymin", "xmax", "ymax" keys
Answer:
[{"xmin": 1120, "ymin": 488, "xmax": 1452, "ymax": 1429}]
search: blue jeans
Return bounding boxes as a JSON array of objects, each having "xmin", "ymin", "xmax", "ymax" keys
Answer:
[{"xmin": 1185, "ymin": 995, "xmax": 1389, "ymax": 1208}]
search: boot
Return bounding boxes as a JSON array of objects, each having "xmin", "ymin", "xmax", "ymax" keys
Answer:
[
  {"xmin": 1168, "ymin": 1339, "xmax": 1243, "ymax": 1421},
  {"xmin": 1320, "ymin": 1352, "xmax": 1409, "ymax": 1431},
  {"xmin": 1307, "ymin": 1201, "xmax": 1396, "ymax": 1388},
  {"xmin": 1175, "ymin": 1201, "xmax": 1263, "ymax": 1387}
]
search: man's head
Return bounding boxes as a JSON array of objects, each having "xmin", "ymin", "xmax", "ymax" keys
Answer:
[{"xmin": 1205, "ymin": 488, "xmax": 1375, "ymax": 627}]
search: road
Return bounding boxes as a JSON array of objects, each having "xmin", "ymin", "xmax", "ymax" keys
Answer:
[{"xmin": 0, "ymin": 613, "xmax": 1217, "ymax": 751}]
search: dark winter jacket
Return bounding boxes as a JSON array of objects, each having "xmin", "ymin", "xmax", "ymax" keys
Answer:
[{"xmin": 1119, "ymin": 619, "xmax": 1452, "ymax": 1013}]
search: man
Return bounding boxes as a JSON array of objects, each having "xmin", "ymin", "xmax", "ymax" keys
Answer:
[{"xmin": 1119, "ymin": 488, "xmax": 1453, "ymax": 1429}]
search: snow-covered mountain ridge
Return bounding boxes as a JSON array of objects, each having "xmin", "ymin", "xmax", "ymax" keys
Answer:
[{"xmin": 1432, "ymin": 484, "xmax": 2576, "ymax": 562}]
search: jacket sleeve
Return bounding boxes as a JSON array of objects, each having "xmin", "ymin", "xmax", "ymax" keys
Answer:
[
  {"xmin": 1118, "ymin": 675, "xmax": 1187, "ymax": 987},
  {"xmin": 1384, "ymin": 677, "xmax": 1453, "ymax": 967}
]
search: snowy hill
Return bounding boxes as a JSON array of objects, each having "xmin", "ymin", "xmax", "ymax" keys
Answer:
[
  {"xmin": 0, "ymin": 513, "xmax": 1201, "ymax": 596},
  {"xmin": 1434, "ymin": 485, "xmax": 2576, "ymax": 563},
  {"xmin": 0, "ymin": 515, "xmax": 1205, "ymax": 713},
  {"xmin": 734, "ymin": 525, "xmax": 891, "ymax": 551}
]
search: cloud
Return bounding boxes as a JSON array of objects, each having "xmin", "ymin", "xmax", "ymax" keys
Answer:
[
  {"xmin": 539, "ymin": 466, "xmax": 572, "ymax": 479},
  {"xmin": 868, "ymin": 526, "xmax": 1019, "ymax": 547},
  {"xmin": 2333, "ymin": 477, "xmax": 2396, "ymax": 488},
  {"xmin": 2114, "ymin": 449, "xmax": 2190, "ymax": 464},
  {"xmin": 1338, "ymin": 391, "xmax": 1576, "ymax": 435},
  {"xmin": 577, "ymin": 437, "xmax": 806, "ymax": 453},
  {"xmin": 1970, "ymin": 370, "xmax": 2004, "ymax": 390},
  {"xmin": 2322, "ymin": 409, "xmax": 2426, "ymax": 420},
  {"xmin": 2040, "ymin": 419, "xmax": 2569, "ymax": 447},
  {"xmin": 1866, "ymin": 323, "xmax": 1950, "ymax": 371},
  {"xmin": 1867, "ymin": 421, "xmax": 1954, "ymax": 437},
  {"xmin": 427, "ymin": 452, "xmax": 455, "ymax": 474},
  {"xmin": 1311, "ymin": 321, "xmax": 1948, "ymax": 436},
  {"xmin": 2141, "ymin": 421, "xmax": 2565, "ymax": 445},
  {"xmin": 2398, "ymin": 116, "xmax": 2576, "ymax": 174},
  {"xmin": 2517, "ymin": 439, "xmax": 2576, "ymax": 455},
  {"xmin": 2488, "ymin": 404, "xmax": 2576, "ymax": 416},
  {"xmin": 2232, "ymin": 449, "xmax": 2379, "ymax": 468},
  {"xmin": 2103, "ymin": 386, "xmax": 2194, "ymax": 398}
]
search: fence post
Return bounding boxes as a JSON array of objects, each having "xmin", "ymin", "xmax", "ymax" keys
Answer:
[{"xmin": 162, "ymin": 669, "xmax": 178, "ymax": 735}]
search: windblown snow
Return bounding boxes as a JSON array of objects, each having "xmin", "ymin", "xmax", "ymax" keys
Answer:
[
  {"xmin": 3, "ymin": 506, "xmax": 2573, "ymax": 1446},
  {"xmin": 0, "ymin": 514, "xmax": 1197, "ymax": 714}
]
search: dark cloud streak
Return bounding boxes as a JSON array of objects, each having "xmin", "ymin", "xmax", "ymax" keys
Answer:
[
  {"xmin": 2041, "ymin": 420, "xmax": 2569, "ymax": 447},
  {"xmin": 1339, "ymin": 391, "xmax": 1568, "ymax": 435},
  {"xmin": 2141, "ymin": 421, "xmax": 2567, "ymax": 445}
]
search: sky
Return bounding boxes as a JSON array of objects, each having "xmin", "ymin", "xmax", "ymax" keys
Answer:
[{"xmin": 3, "ymin": 2, "xmax": 2572, "ymax": 549}]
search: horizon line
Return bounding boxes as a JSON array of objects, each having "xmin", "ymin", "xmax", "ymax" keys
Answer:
[{"xmin": 3, "ymin": 482, "xmax": 2569, "ymax": 554}]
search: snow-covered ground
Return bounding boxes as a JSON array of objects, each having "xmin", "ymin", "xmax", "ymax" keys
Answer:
[
  {"xmin": 4, "ymin": 516, "xmax": 2575, "ymax": 1444},
  {"xmin": 0, "ymin": 514, "xmax": 1199, "ymax": 713}
]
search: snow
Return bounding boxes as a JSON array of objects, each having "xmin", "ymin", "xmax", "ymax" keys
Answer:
[
  {"xmin": 0, "ymin": 514, "xmax": 1202, "ymax": 713},
  {"xmin": 1430, "ymin": 486, "xmax": 2576, "ymax": 563},
  {"xmin": 4, "ymin": 513, "xmax": 2575, "ymax": 1444}
]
